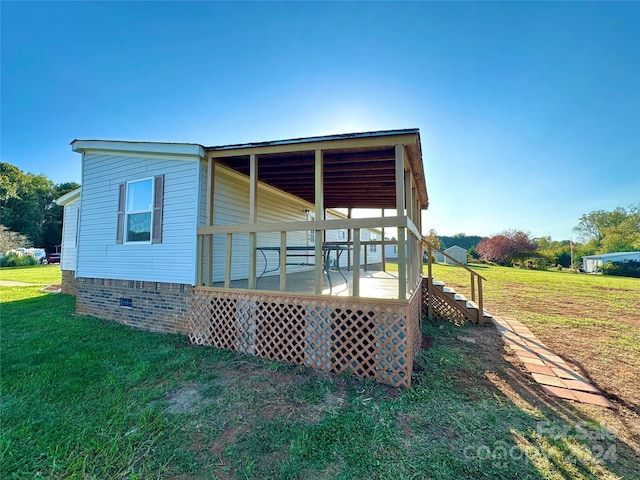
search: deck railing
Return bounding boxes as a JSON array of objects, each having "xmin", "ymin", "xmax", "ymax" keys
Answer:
[
  {"xmin": 196, "ymin": 215, "xmax": 424, "ymax": 300},
  {"xmin": 424, "ymin": 241, "xmax": 487, "ymax": 324}
]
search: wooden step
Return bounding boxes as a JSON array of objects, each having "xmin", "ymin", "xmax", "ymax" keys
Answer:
[
  {"xmin": 466, "ymin": 300, "xmax": 493, "ymax": 319},
  {"xmin": 428, "ymin": 277, "xmax": 491, "ymax": 324}
]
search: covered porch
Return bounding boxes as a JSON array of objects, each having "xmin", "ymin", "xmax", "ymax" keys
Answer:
[
  {"xmin": 211, "ymin": 268, "xmax": 403, "ymax": 298},
  {"xmin": 190, "ymin": 129, "xmax": 428, "ymax": 387}
]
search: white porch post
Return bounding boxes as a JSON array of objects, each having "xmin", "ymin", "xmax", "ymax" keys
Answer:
[
  {"xmin": 248, "ymin": 154, "xmax": 258, "ymax": 289},
  {"xmin": 381, "ymin": 209, "xmax": 386, "ymax": 272},
  {"xmin": 405, "ymin": 170, "xmax": 414, "ymax": 291},
  {"xmin": 279, "ymin": 231, "xmax": 287, "ymax": 291},
  {"xmin": 353, "ymin": 228, "xmax": 361, "ymax": 297},
  {"xmin": 395, "ymin": 145, "xmax": 407, "ymax": 300},
  {"xmin": 314, "ymin": 149, "xmax": 324, "ymax": 294},
  {"xmin": 347, "ymin": 208, "xmax": 352, "ymax": 270}
]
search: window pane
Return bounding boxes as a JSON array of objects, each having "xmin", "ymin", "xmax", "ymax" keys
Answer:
[
  {"xmin": 127, "ymin": 179, "xmax": 153, "ymax": 212},
  {"xmin": 127, "ymin": 213, "xmax": 151, "ymax": 242}
]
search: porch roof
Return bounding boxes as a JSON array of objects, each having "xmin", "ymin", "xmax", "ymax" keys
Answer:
[{"xmin": 205, "ymin": 129, "xmax": 428, "ymax": 210}]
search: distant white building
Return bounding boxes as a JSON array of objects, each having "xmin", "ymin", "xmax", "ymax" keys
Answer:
[
  {"xmin": 444, "ymin": 245, "xmax": 468, "ymax": 265},
  {"xmin": 582, "ymin": 251, "xmax": 640, "ymax": 273}
]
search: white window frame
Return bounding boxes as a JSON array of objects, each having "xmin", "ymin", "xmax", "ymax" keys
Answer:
[{"xmin": 124, "ymin": 177, "xmax": 154, "ymax": 244}]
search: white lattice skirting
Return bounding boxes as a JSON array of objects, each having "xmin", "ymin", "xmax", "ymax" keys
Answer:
[{"xmin": 190, "ymin": 287, "xmax": 422, "ymax": 387}]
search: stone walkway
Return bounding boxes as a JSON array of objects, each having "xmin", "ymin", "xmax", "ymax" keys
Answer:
[{"xmin": 492, "ymin": 315, "xmax": 614, "ymax": 408}]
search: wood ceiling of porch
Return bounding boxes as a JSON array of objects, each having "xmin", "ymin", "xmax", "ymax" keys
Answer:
[{"xmin": 216, "ymin": 146, "xmax": 399, "ymax": 209}]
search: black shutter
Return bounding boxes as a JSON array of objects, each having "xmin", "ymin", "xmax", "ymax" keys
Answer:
[
  {"xmin": 152, "ymin": 175, "xmax": 164, "ymax": 244},
  {"xmin": 116, "ymin": 183, "xmax": 125, "ymax": 244}
]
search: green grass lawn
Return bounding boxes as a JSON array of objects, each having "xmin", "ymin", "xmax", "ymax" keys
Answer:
[
  {"xmin": 0, "ymin": 264, "xmax": 62, "ymax": 285},
  {"xmin": 430, "ymin": 263, "xmax": 640, "ymax": 409},
  {"xmin": 2, "ymin": 265, "xmax": 639, "ymax": 479}
]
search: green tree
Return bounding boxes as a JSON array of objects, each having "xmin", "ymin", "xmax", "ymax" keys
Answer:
[
  {"xmin": 439, "ymin": 233, "xmax": 483, "ymax": 250},
  {"xmin": 0, "ymin": 164, "xmax": 54, "ymax": 246},
  {"xmin": 535, "ymin": 237, "xmax": 572, "ymax": 267},
  {"xmin": 424, "ymin": 228, "xmax": 441, "ymax": 250},
  {"xmin": 573, "ymin": 206, "xmax": 640, "ymax": 253},
  {"xmin": 0, "ymin": 225, "xmax": 30, "ymax": 252},
  {"xmin": 0, "ymin": 163, "xmax": 79, "ymax": 251}
]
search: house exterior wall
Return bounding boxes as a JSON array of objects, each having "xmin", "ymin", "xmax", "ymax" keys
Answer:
[
  {"xmin": 197, "ymin": 159, "xmax": 207, "ymax": 227},
  {"xmin": 385, "ymin": 244, "xmax": 398, "ymax": 260},
  {"xmin": 60, "ymin": 199, "xmax": 80, "ymax": 271},
  {"xmin": 208, "ymin": 167, "xmax": 384, "ymax": 282},
  {"xmin": 61, "ymin": 269, "xmax": 78, "ymax": 296},
  {"xmin": 211, "ymin": 165, "xmax": 312, "ymax": 283},
  {"xmin": 77, "ymin": 152, "xmax": 203, "ymax": 284},
  {"xmin": 323, "ymin": 214, "xmax": 382, "ymax": 269},
  {"xmin": 584, "ymin": 258, "xmax": 597, "ymax": 273}
]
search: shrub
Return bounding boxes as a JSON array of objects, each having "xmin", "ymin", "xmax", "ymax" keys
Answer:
[
  {"xmin": 0, "ymin": 252, "xmax": 38, "ymax": 268},
  {"xmin": 602, "ymin": 260, "xmax": 640, "ymax": 278},
  {"xmin": 531, "ymin": 258, "xmax": 549, "ymax": 270}
]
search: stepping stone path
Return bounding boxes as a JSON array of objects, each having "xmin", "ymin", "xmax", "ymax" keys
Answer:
[{"xmin": 492, "ymin": 315, "xmax": 614, "ymax": 409}]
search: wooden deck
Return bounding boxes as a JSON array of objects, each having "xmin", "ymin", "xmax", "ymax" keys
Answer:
[{"xmin": 211, "ymin": 268, "xmax": 402, "ymax": 299}]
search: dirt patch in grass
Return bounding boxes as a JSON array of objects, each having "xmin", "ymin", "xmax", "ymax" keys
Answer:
[
  {"xmin": 593, "ymin": 286, "xmax": 638, "ymax": 293},
  {"xmin": 208, "ymin": 425, "xmax": 246, "ymax": 479},
  {"xmin": 165, "ymin": 383, "xmax": 214, "ymax": 414}
]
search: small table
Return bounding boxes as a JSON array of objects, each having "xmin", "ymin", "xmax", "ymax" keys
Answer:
[{"xmin": 256, "ymin": 244, "xmax": 350, "ymax": 293}]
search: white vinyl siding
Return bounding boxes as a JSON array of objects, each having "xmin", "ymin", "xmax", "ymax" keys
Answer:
[
  {"xmin": 76, "ymin": 151, "xmax": 385, "ymax": 285},
  {"xmin": 212, "ymin": 166, "xmax": 312, "ymax": 282},
  {"xmin": 60, "ymin": 199, "xmax": 80, "ymax": 271},
  {"xmin": 198, "ymin": 160, "xmax": 208, "ymax": 227},
  {"xmin": 76, "ymin": 153, "xmax": 201, "ymax": 283}
]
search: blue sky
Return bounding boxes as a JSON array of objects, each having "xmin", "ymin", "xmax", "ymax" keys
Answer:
[{"xmin": 2, "ymin": 1, "xmax": 639, "ymax": 241}]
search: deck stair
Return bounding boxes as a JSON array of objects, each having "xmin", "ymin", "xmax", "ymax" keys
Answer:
[
  {"xmin": 423, "ymin": 241, "xmax": 490, "ymax": 325},
  {"xmin": 426, "ymin": 277, "xmax": 492, "ymax": 324}
]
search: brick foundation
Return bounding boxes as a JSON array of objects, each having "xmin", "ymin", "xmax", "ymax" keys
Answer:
[
  {"xmin": 61, "ymin": 270, "xmax": 78, "ymax": 296},
  {"xmin": 75, "ymin": 278, "xmax": 192, "ymax": 334}
]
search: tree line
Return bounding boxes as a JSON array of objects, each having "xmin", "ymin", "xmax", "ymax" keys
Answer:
[
  {"xmin": 426, "ymin": 205, "xmax": 640, "ymax": 269},
  {"xmin": 0, "ymin": 162, "xmax": 79, "ymax": 253}
]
